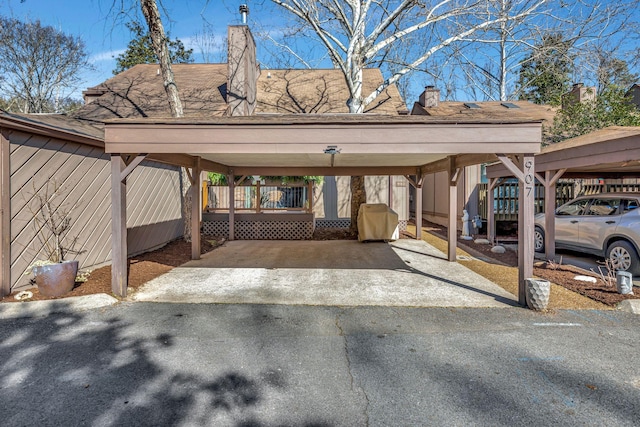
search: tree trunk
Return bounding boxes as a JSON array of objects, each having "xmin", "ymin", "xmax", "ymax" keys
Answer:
[
  {"xmin": 349, "ymin": 176, "xmax": 367, "ymax": 237},
  {"xmin": 140, "ymin": 0, "xmax": 184, "ymax": 117},
  {"xmin": 140, "ymin": 0, "xmax": 191, "ymax": 241},
  {"xmin": 345, "ymin": 55, "xmax": 366, "ymax": 237}
]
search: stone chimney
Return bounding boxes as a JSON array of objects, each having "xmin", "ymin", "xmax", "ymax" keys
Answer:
[
  {"xmin": 227, "ymin": 14, "xmax": 259, "ymax": 116},
  {"xmin": 419, "ymin": 86, "xmax": 440, "ymax": 108},
  {"xmin": 562, "ymin": 83, "xmax": 596, "ymax": 109}
]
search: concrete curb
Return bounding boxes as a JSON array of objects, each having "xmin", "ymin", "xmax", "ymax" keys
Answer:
[
  {"xmin": 617, "ymin": 299, "xmax": 640, "ymax": 314},
  {"xmin": 0, "ymin": 294, "xmax": 119, "ymax": 319}
]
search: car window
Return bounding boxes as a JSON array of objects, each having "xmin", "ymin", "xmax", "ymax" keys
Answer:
[
  {"xmin": 556, "ymin": 199, "xmax": 589, "ymax": 216},
  {"xmin": 585, "ymin": 198, "xmax": 621, "ymax": 216},
  {"xmin": 622, "ymin": 199, "xmax": 640, "ymax": 214}
]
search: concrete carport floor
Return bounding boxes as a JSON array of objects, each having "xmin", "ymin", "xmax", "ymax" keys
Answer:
[{"xmin": 130, "ymin": 239, "xmax": 519, "ymax": 307}]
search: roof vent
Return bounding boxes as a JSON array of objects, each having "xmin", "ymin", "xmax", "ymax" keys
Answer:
[
  {"xmin": 501, "ymin": 102, "xmax": 520, "ymax": 109},
  {"xmin": 464, "ymin": 103, "xmax": 481, "ymax": 109},
  {"xmin": 239, "ymin": 4, "xmax": 249, "ymax": 24}
]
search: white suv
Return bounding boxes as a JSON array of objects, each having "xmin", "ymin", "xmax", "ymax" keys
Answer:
[{"xmin": 534, "ymin": 193, "xmax": 640, "ymax": 275}]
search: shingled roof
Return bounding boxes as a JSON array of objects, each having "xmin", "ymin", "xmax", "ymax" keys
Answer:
[
  {"xmin": 73, "ymin": 64, "xmax": 229, "ymax": 120},
  {"xmin": 73, "ymin": 64, "xmax": 407, "ymax": 121},
  {"xmin": 256, "ymin": 69, "xmax": 406, "ymax": 115},
  {"xmin": 411, "ymin": 100, "xmax": 556, "ymax": 124}
]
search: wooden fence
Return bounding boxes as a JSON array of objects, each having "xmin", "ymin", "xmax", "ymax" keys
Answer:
[
  {"xmin": 205, "ymin": 182, "xmax": 314, "ymax": 213},
  {"xmin": 578, "ymin": 182, "xmax": 640, "ymax": 195},
  {"xmin": 478, "ymin": 181, "xmax": 575, "ymax": 221}
]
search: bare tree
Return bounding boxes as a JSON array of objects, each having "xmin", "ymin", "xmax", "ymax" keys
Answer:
[
  {"xmin": 139, "ymin": 0, "xmax": 184, "ymax": 117},
  {"xmin": 268, "ymin": 1, "xmax": 640, "ymax": 106},
  {"xmin": 265, "ymin": 0, "xmax": 549, "ymax": 234},
  {"xmin": 0, "ymin": 17, "xmax": 90, "ymax": 113},
  {"xmin": 267, "ymin": 1, "xmax": 550, "ymax": 113},
  {"xmin": 193, "ymin": 22, "xmax": 226, "ymax": 63},
  {"xmin": 450, "ymin": 0, "xmax": 640, "ymax": 101}
]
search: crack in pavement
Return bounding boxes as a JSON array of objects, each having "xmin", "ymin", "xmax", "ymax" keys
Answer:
[{"xmin": 335, "ymin": 312, "xmax": 370, "ymax": 426}]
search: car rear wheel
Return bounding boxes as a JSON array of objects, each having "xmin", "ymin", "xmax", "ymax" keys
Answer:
[
  {"xmin": 606, "ymin": 241, "xmax": 640, "ymax": 276},
  {"xmin": 534, "ymin": 227, "xmax": 545, "ymax": 253}
]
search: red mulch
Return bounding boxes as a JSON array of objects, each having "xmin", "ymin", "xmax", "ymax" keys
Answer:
[{"xmin": 4, "ymin": 236, "xmax": 224, "ymax": 303}]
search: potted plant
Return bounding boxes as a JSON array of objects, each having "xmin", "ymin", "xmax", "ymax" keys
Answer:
[{"xmin": 23, "ymin": 180, "xmax": 84, "ymax": 297}]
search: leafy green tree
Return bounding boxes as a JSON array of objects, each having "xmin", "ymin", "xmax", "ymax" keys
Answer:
[
  {"xmin": 545, "ymin": 86, "xmax": 640, "ymax": 145},
  {"xmin": 113, "ymin": 21, "xmax": 194, "ymax": 74},
  {"xmin": 517, "ymin": 34, "xmax": 574, "ymax": 106}
]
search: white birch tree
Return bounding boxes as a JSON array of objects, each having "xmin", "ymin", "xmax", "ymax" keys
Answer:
[
  {"xmin": 267, "ymin": 0, "xmax": 550, "ymax": 112},
  {"xmin": 266, "ymin": 0, "xmax": 549, "ymax": 234}
]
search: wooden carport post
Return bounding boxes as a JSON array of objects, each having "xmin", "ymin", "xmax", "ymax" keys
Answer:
[
  {"xmin": 404, "ymin": 172, "xmax": 424, "ymax": 240},
  {"xmin": 497, "ymin": 154, "xmax": 535, "ymax": 305},
  {"xmin": 487, "ymin": 178, "xmax": 503, "ymax": 244},
  {"xmin": 188, "ymin": 157, "xmax": 202, "ymax": 260},
  {"xmin": 111, "ymin": 153, "xmax": 147, "ymax": 297},
  {"xmin": 1, "ymin": 129, "xmax": 10, "ymax": 297},
  {"xmin": 448, "ymin": 157, "xmax": 461, "ymax": 262},
  {"xmin": 228, "ymin": 171, "xmax": 235, "ymax": 241},
  {"xmin": 535, "ymin": 169, "xmax": 566, "ymax": 261}
]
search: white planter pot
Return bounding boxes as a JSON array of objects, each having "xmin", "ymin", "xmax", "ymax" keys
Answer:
[{"xmin": 525, "ymin": 278, "xmax": 550, "ymax": 311}]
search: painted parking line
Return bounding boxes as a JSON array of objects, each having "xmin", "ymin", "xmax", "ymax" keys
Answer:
[{"xmin": 532, "ymin": 322, "xmax": 583, "ymax": 327}]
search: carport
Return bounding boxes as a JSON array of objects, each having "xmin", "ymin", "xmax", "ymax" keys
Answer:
[
  {"xmin": 486, "ymin": 126, "xmax": 640, "ymax": 260},
  {"xmin": 104, "ymin": 115, "xmax": 541, "ymax": 304}
]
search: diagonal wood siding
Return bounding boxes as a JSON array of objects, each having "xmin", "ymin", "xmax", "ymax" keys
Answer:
[{"xmin": 8, "ymin": 129, "xmax": 183, "ymax": 292}]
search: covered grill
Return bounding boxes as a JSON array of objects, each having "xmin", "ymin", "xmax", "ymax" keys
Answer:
[{"xmin": 357, "ymin": 203, "xmax": 399, "ymax": 242}]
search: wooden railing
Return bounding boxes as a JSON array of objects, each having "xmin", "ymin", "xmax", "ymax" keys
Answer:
[
  {"xmin": 578, "ymin": 183, "xmax": 640, "ymax": 196},
  {"xmin": 204, "ymin": 182, "xmax": 314, "ymax": 213},
  {"xmin": 478, "ymin": 180, "xmax": 575, "ymax": 221}
]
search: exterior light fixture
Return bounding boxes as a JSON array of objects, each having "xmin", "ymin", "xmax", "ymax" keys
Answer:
[
  {"xmin": 324, "ymin": 146, "xmax": 341, "ymax": 167},
  {"xmin": 323, "ymin": 145, "xmax": 341, "ymax": 155}
]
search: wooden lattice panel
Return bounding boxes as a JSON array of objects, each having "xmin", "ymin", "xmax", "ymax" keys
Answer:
[
  {"xmin": 203, "ymin": 220, "xmax": 313, "ymax": 240},
  {"xmin": 315, "ymin": 219, "xmax": 351, "ymax": 228}
]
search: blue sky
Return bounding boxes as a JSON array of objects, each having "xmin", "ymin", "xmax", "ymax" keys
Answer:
[
  {"xmin": 2, "ymin": 0, "xmax": 638, "ymax": 103},
  {"xmin": 2, "ymin": 0, "xmax": 247, "ymax": 94}
]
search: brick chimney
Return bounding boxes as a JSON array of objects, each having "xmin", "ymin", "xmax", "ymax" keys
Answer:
[
  {"xmin": 419, "ymin": 86, "xmax": 440, "ymax": 108},
  {"xmin": 227, "ymin": 14, "xmax": 259, "ymax": 116},
  {"xmin": 562, "ymin": 83, "xmax": 596, "ymax": 109}
]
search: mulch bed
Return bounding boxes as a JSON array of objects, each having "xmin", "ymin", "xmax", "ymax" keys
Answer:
[
  {"xmin": 421, "ymin": 220, "xmax": 638, "ymax": 306},
  {"xmin": 4, "ymin": 236, "xmax": 225, "ymax": 303},
  {"xmin": 532, "ymin": 263, "xmax": 638, "ymax": 306}
]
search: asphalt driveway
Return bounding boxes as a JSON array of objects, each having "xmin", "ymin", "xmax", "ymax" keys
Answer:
[{"xmin": 131, "ymin": 239, "xmax": 518, "ymax": 308}]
